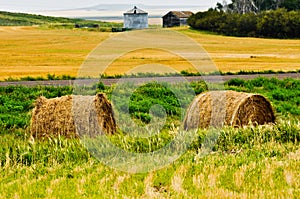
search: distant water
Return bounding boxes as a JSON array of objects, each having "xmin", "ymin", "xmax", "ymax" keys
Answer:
[
  {"xmin": 80, "ymin": 15, "xmax": 163, "ymax": 25},
  {"xmin": 32, "ymin": 4, "xmax": 208, "ymax": 25},
  {"xmin": 82, "ymin": 15, "xmax": 161, "ymax": 21}
]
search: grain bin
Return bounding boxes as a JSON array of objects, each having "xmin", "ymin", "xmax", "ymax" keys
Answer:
[{"xmin": 123, "ymin": 6, "xmax": 148, "ymax": 29}]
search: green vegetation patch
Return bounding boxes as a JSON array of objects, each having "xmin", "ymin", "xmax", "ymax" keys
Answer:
[
  {"xmin": 226, "ymin": 77, "xmax": 300, "ymax": 116},
  {"xmin": 0, "ymin": 77, "xmax": 299, "ymax": 197},
  {"xmin": 188, "ymin": 9, "xmax": 300, "ymax": 38},
  {"xmin": 0, "ymin": 11, "xmax": 122, "ymax": 30}
]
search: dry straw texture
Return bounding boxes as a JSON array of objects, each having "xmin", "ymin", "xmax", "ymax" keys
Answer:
[
  {"xmin": 30, "ymin": 93, "xmax": 116, "ymax": 139},
  {"xmin": 184, "ymin": 91, "xmax": 275, "ymax": 130}
]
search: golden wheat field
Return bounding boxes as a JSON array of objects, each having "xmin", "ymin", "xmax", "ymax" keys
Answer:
[
  {"xmin": 0, "ymin": 26, "xmax": 109, "ymax": 80},
  {"xmin": 0, "ymin": 26, "xmax": 300, "ymax": 80},
  {"xmin": 180, "ymin": 28, "xmax": 300, "ymax": 72}
]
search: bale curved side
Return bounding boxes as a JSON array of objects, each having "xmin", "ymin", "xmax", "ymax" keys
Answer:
[
  {"xmin": 231, "ymin": 94, "xmax": 275, "ymax": 127},
  {"xmin": 183, "ymin": 91, "xmax": 275, "ymax": 130},
  {"xmin": 30, "ymin": 94, "xmax": 116, "ymax": 139}
]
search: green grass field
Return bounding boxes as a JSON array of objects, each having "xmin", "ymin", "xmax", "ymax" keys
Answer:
[
  {"xmin": 0, "ymin": 11, "xmax": 122, "ymax": 28},
  {"xmin": 0, "ymin": 77, "xmax": 299, "ymax": 198}
]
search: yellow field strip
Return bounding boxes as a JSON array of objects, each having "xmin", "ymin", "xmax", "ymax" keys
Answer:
[
  {"xmin": 180, "ymin": 28, "xmax": 300, "ymax": 72},
  {"xmin": 0, "ymin": 26, "xmax": 299, "ymax": 80}
]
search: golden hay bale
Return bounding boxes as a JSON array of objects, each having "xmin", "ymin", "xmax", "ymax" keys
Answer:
[
  {"xmin": 30, "ymin": 93, "xmax": 116, "ymax": 139},
  {"xmin": 184, "ymin": 90, "xmax": 275, "ymax": 130}
]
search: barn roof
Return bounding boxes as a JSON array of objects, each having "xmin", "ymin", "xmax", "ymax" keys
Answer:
[
  {"xmin": 163, "ymin": 11, "xmax": 194, "ymax": 18},
  {"xmin": 124, "ymin": 6, "xmax": 148, "ymax": 14}
]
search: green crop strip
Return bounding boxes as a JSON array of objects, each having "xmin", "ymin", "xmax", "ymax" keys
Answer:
[{"xmin": 0, "ymin": 77, "xmax": 299, "ymax": 198}]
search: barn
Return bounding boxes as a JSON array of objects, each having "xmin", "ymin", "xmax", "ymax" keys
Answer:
[
  {"xmin": 162, "ymin": 11, "xmax": 194, "ymax": 28},
  {"xmin": 123, "ymin": 6, "xmax": 148, "ymax": 29}
]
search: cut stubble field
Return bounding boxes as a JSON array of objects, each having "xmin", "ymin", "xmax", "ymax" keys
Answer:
[
  {"xmin": 0, "ymin": 26, "xmax": 109, "ymax": 80},
  {"xmin": 0, "ymin": 26, "xmax": 300, "ymax": 80},
  {"xmin": 180, "ymin": 28, "xmax": 300, "ymax": 72}
]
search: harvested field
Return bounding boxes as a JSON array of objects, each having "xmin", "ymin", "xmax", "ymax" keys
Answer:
[
  {"xmin": 105, "ymin": 48, "xmax": 196, "ymax": 76},
  {"xmin": 184, "ymin": 90, "xmax": 275, "ymax": 129},
  {"xmin": 0, "ymin": 27, "xmax": 109, "ymax": 80},
  {"xmin": 0, "ymin": 27, "xmax": 300, "ymax": 80},
  {"xmin": 30, "ymin": 93, "xmax": 116, "ymax": 139},
  {"xmin": 179, "ymin": 28, "xmax": 300, "ymax": 73}
]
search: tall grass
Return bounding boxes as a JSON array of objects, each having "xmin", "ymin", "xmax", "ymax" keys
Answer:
[
  {"xmin": 0, "ymin": 77, "xmax": 299, "ymax": 197},
  {"xmin": 0, "ymin": 120, "xmax": 299, "ymax": 198}
]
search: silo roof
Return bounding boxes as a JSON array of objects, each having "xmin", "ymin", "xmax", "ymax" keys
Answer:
[{"xmin": 124, "ymin": 6, "xmax": 148, "ymax": 14}]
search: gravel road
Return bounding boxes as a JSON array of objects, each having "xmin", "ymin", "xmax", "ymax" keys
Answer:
[{"xmin": 0, "ymin": 73, "xmax": 299, "ymax": 87}]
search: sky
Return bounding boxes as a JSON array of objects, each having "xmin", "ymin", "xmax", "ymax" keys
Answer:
[{"xmin": 0, "ymin": 0, "xmax": 220, "ymax": 12}]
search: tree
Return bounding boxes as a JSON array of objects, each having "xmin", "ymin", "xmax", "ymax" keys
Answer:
[
  {"xmin": 233, "ymin": 0, "xmax": 259, "ymax": 14},
  {"xmin": 217, "ymin": 0, "xmax": 297, "ymax": 12},
  {"xmin": 216, "ymin": 2, "xmax": 224, "ymax": 11},
  {"xmin": 280, "ymin": 0, "xmax": 300, "ymax": 10},
  {"xmin": 257, "ymin": 9, "xmax": 290, "ymax": 38},
  {"xmin": 188, "ymin": 7, "xmax": 300, "ymax": 38}
]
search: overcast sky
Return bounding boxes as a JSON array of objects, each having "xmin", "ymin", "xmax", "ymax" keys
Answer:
[{"xmin": 0, "ymin": 0, "xmax": 220, "ymax": 12}]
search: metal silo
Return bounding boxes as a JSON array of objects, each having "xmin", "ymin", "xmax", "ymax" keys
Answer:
[{"xmin": 123, "ymin": 6, "xmax": 148, "ymax": 29}]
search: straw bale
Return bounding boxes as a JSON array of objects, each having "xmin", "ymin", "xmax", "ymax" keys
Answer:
[
  {"xmin": 184, "ymin": 90, "xmax": 275, "ymax": 130},
  {"xmin": 30, "ymin": 93, "xmax": 116, "ymax": 139}
]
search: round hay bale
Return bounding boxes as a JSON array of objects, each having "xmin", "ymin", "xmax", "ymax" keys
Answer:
[
  {"xmin": 30, "ymin": 93, "xmax": 116, "ymax": 139},
  {"xmin": 183, "ymin": 90, "xmax": 275, "ymax": 130}
]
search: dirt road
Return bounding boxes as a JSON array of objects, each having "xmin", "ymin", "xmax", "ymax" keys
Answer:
[{"xmin": 0, "ymin": 73, "xmax": 299, "ymax": 87}]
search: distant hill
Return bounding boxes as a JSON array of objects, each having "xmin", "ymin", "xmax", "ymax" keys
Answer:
[
  {"xmin": 82, "ymin": 4, "xmax": 206, "ymax": 11},
  {"xmin": 0, "ymin": 11, "xmax": 121, "ymax": 27},
  {"xmin": 32, "ymin": 4, "xmax": 207, "ymax": 19},
  {"xmin": 0, "ymin": 11, "xmax": 83, "ymax": 26}
]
